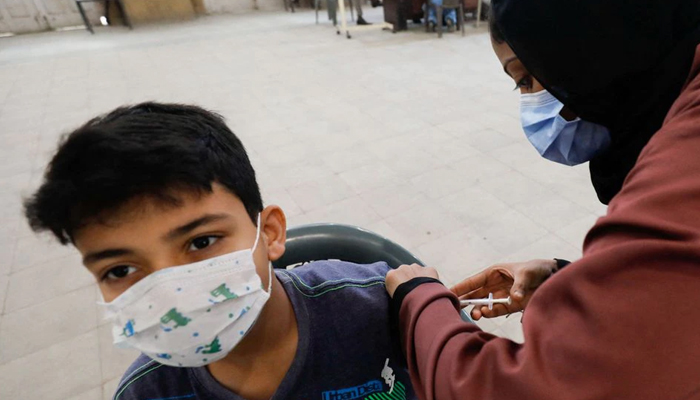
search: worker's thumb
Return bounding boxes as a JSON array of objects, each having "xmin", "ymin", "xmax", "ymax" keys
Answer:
[{"xmin": 511, "ymin": 268, "xmax": 535, "ymax": 302}]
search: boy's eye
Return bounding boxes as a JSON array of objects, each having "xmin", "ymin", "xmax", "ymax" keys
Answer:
[
  {"xmin": 104, "ymin": 265, "xmax": 137, "ymax": 281},
  {"xmin": 189, "ymin": 236, "xmax": 220, "ymax": 251}
]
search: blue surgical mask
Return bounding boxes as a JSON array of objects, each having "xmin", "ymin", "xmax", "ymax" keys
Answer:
[{"xmin": 520, "ymin": 90, "xmax": 611, "ymax": 166}]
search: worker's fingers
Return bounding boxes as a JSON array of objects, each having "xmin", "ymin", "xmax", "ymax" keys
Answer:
[
  {"xmin": 476, "ymin": 303, "xmax": 511, "ymax": 319},
  {"xmin": 459, "ymin": 287, "xmax": 491, "ymax": 301},
  {"xmin": 470, "ymin": 307, "xmax": 483, "ymax": 320},
  {"xmin": 460, "ymin": 287, "xmax": 511, "ymax": 303},
  {"xmin": 451, "ymin": 270, "xmax": 489, "ymax": 297},
  {"xmin": 512, "ymin": 265, "xmax": 545, "ymax": 300},
  {"xmin": 386, "ymin": 264, "xmax": 440, "ymax": 297},
  {"xmin": 510, "ymin": 259, "xmax": 558, "ymax": 301}
]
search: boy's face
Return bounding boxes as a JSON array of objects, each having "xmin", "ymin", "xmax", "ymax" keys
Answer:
[{"xmin": 73, "ymin": 183, "xmax": 286, "ymax": 302}]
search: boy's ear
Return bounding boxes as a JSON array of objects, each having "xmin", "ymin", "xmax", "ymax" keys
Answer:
[{"xmin": 261, "ymin": 205, "xmax": 286, "ymax": 262}]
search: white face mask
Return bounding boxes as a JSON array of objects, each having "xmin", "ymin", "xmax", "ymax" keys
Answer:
[{"xmin": 99, "ymin": 215, "xmax": 271, "ymax": 367}]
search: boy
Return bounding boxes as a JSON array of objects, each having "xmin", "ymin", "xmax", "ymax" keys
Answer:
[{"xmin": 24, "ymin": 103, "xmax": 414, "ymax": 400}]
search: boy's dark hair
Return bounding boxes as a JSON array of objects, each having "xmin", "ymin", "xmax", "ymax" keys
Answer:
[
  {"xmin": 24, "ymin": 102, "xmax": 263, "ymax": 245},
  {"xmin": 489, "ymin": 6, "xmax": 506, "ymax": 44}
]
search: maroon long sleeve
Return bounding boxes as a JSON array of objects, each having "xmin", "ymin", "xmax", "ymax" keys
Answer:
[{"xmin": 399, "ymin": 48, "xmax": 700, "ymax": 400}]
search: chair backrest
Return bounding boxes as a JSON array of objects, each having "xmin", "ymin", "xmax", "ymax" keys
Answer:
[
  {"xmin": 272, "ymin": 223, "xmax": 424, "ymax": 269},
  {"xmin": 273, "ymin": 223, "xmax": 474, "ymax": 323}
]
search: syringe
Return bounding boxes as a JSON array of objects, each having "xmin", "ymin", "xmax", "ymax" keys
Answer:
[{"xmin": 460, "ymin": 292, "xmax": 511, "ymax": 310}]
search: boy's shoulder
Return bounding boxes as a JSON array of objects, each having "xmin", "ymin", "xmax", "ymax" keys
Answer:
[
  {"xmin": 112, "ymin": 354, "xmax": 194, "ymax": 400},
  {"xmin": 275, "ymin": 260, "xmax": 391, "ymax": 298}
]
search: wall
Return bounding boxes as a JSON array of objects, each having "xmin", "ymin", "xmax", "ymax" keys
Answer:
[
  {"xmin": 0, "ymin": 0, "xmax": 285, "ymax": 34},
  {"xmin": 202, "ymin": 0, "xmax": 285, "ymax": 14},
  {"xmin": 122, "ymin": 0, "xmax": 196, "ymax": 23}
]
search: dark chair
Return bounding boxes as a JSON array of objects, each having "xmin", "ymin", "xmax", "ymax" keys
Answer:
[
  {"xmin": 284, "ymin": 0, "xmax": 296, "ymax": 12},
  {"xmin": 272, "ymin": 223, "xmax": 475, "ymax": 323},
  {"xmin": 425, "ymin": 0, "xmax": 465, "ymax": 38},
  {"xmin": 273, "ymin": 223, "xmax": 424, "ymax": 269},
  {"xmin": 75, "ymin": 0, "xmax": 132, "ymax": 34}
]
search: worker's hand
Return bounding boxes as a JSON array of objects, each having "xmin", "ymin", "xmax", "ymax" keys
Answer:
[
  {"xmin": 451, "ymin": 259, "xmax": 558, "ymax": 320},
  {"xmin": 385, "ymin": 263, "xmax": 440, "ymax": 298}
]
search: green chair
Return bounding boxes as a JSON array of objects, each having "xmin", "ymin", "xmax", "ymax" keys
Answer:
[
  {"xmin": 272, "ymin": 223, "xmax": 474, "ymax": 323},
  {"xmin": 273, "ymin": 223, "xmax": 423, "ymax": 269}
]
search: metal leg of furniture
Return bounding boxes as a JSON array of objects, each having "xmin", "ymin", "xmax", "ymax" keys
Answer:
[
  {"xmin": 476, "ymin": 0, "xmax": 482, "ymax": 27},
  {"xmin": 104, "ymin": 0, "xmax": 111, "ymax": 25},
  {"xmin": 76, "ymin": 2, "xmax": 94, "ymax": 34},
  {"xmin": 329, "ymin": 0, "xmax": 338, "ymax": 25},
  {"xmin": 338, "ymin": 0, "xmax": 349, "ymax": 37},
  {"xmin": 425, "ymin": 2, "xmax": 430, "ymax": 32}
]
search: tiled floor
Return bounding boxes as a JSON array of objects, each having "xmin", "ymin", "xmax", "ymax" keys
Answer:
[{"xmin": 0, "ymin": 8, "xmax": 606, "ymax": 400}]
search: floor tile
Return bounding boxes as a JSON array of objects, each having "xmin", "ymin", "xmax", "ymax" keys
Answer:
[
  {"xmin": 287, "ymin": 174, "xmax": 356, "ymax": 213},
  {"xmin": 66, "ymin": 387, "xmax": 102, "ymax": 400},
  {"xmin": 437, "ymin": 186, "xmax": 511, "ymax": 227},
  {"xmin": 497, "ymin": 234, "xmax": 582, "ymax": 266},
  {"xmin": 12, "ymin": 234, "xmax": 76, "ymax": 273},
  {"xmin": 0, "ymin": 238, "xmax": 13, "ymax": 277},
  {"xmin": 511, "ymin": 195, "xmax": 596, "ymax": 234},
  {"xmin": 98, "ymin": 323, "xmax": 140, "ymax": 383},
  {"xmin": 0, "ymin": 330, "xmax": 101, "ymax": 400},
  {"xmin": 384, "ymin": 203, "xmax": 466, "ymax": 249},
  {"xmin": 339, "ymin": 163, "xmax": 401, "ymax": 195},
  {"xmin": 466, "ymin": 208, "xmax": 549, "ymax": 256},
  {"xmin": 553, "ymin": 214, "xmax": 602, "ymax": 250},
  {"xmin": 0, "ymin": 286, "xmax": 97, "ymax": 363},
  {"xmin": 360, "ymin": 183, "xmax": 431, "ymax": 220},
  {"xmin": 418, "ymin": 227, "xmax": 504, "ymax": 286},
  {"xmin": 410, "ymin": 166, "xmax": 476, "ymax": 200},
  {"xmin": 0, "ymin": 274, "xmax": 8, "ymax": 315},
  {"xmin": 303, "ymin": 196, "xmax": 383, "ymax": 228},
  {"xmin": 4, "ymin": 253, "xmax": 93, "ymax": 313},
  {"xmin": 102, "ymin": 376, "xmax": 121, "ymax": 400},
  {"xmin": 261, "ymin": 187, "xmax": 303, "ymax": 218}
]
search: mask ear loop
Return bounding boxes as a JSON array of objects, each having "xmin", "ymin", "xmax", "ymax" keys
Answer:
[
  {"xmin": 252, "ymin": 213, "xmax": 262, "ymax": 252},
  {"xmin": 251, "ymin": 214, "xmax": 273, "ymax": 294}
]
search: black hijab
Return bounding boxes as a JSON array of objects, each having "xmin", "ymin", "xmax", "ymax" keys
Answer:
[{"xmin": 492, "ymin": 0, "xmax": 700, "ymax": 204}]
